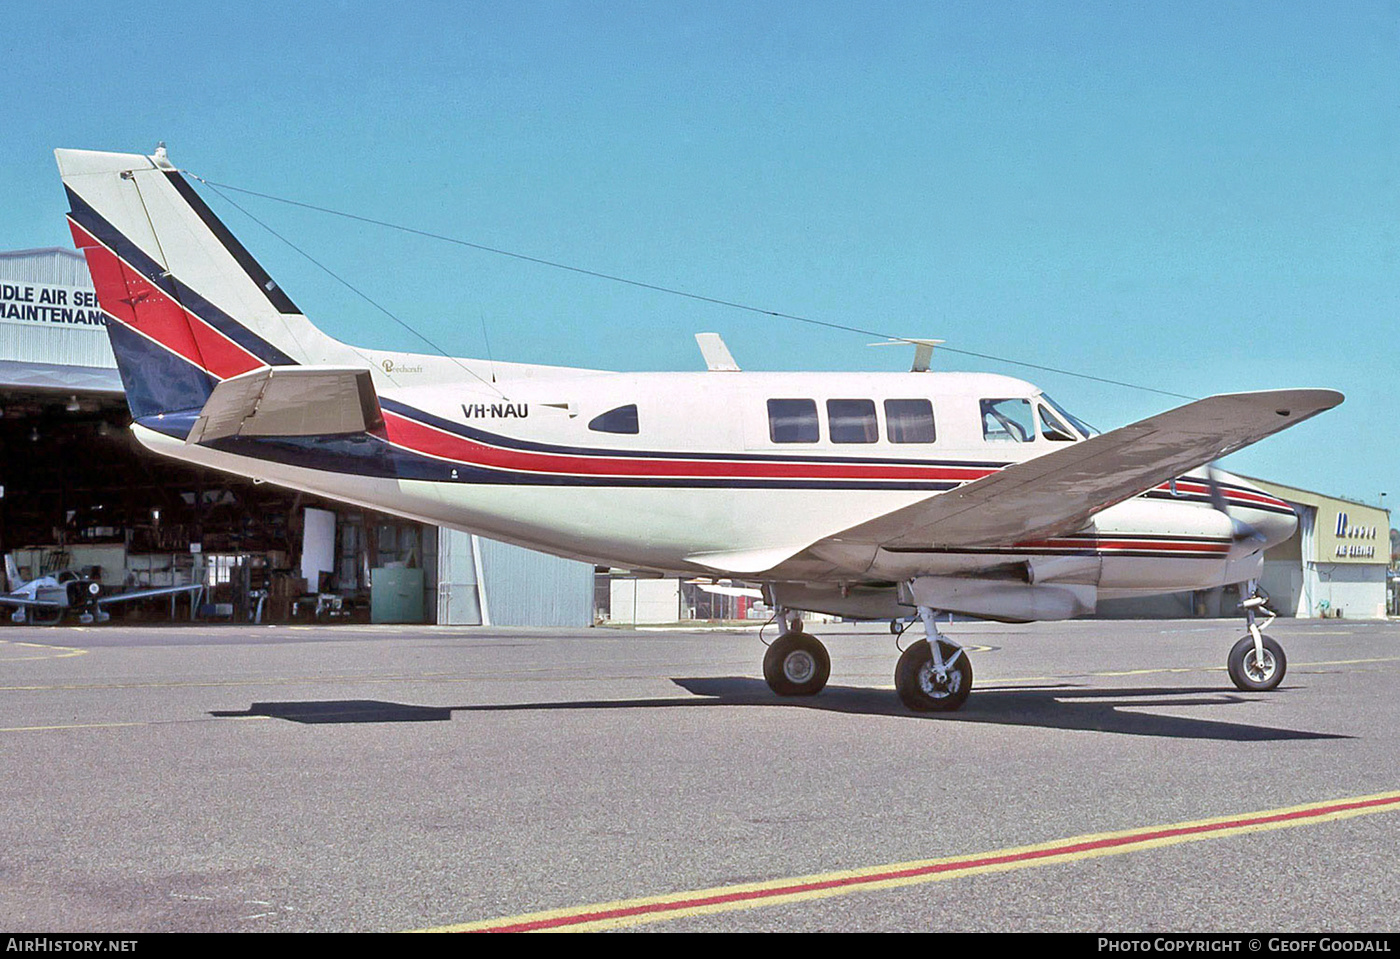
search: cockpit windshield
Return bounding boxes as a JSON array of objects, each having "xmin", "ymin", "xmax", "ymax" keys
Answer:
[{"xmin": 1038, "ymin": 394, "xmax": 1099, "ymax": 438}]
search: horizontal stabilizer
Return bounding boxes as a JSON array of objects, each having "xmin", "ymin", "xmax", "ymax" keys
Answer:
[{"xmin": 187, "ymin": 366, "xmax": 384, "ymax": 444}]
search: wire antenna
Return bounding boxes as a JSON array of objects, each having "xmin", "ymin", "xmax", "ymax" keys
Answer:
[
  {"xmin": 188, "ymin": 175, "xmax": 508, "ymax": 399},
  {"xmin": 186, "ymin": 171, "xmax": 1197, "ymax": 402}
]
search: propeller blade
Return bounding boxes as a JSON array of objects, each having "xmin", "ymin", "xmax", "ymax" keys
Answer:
[
  {"xmin": 1207, "ymin": 463, "xmax": 1265, "ymax": 546},
  {"xmin": 1205, "ymin": 463, "xmax": 1230, "ymax": 515}
]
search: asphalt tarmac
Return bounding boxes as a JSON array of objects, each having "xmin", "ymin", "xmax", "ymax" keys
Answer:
[{"xmin": 0, "ymin": 617, "xmax": 1396, "ymax": 932}]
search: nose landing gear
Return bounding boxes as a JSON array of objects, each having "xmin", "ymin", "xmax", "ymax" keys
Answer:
[{"xmin": 1226, "ymin": 584, "xmax": 1286, "ymax": 692}]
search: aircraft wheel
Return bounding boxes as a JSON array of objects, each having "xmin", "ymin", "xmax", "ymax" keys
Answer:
[
  {"xmin": 889, "ymin": 618, "xmax": 901, "ymax": 635},
  {"xmin": 895, "ymin": 639, "xmax": 973, "ymax": 712},
  {"xmin": 763, "ymin": 633, "xmax": 830, "ymax": 696},
  {"xmin": 1227, "ymin": 634, "xmax": 1286, "ymax": 691}
]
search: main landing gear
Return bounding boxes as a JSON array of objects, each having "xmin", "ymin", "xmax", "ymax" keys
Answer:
[
  {"xmin": 762, "ymin": 610, "xmax": 830, "ymax": 696},
  {"xmin": 894, "ymin": 606, "xmax": 973, "ymax": 712},
  {"xmin": 1226, "ymin": 582, "xmax": 1286, "ymax": 692},
  {"xmin": 760, "ymin": 606, "xmax": 975, "ymax": 712}
]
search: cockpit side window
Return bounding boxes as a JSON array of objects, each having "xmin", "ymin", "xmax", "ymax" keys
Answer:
[
  {"xmin": 1040, "ymin": 393, "xmax": 1098, "ymax": 437},
  {"xmin": 980, "ymin": 398, "xmax": 1034, "ymax": 442},
  {"xmin": 1038, "ymin": 404, "xmax": 1077, "ymax": 442},
  {"xmin": 767, "ymin": 399, "xmax": 819, "ymax": 443},
  {"xmin": 827, "ymin": 399, "xmax": 878, "ymax": 444},
  {"xmin": 588, "ymin": 404, "xmax": 639, "ymax": 434}
]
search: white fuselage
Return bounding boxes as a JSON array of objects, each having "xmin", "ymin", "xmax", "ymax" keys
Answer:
[{"xmin": 132, "ymin": 368, "xmax": 1295, "ymax": 611}]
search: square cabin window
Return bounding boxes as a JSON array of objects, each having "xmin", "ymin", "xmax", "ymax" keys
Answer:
[
  {"xmin": 767, "ymin": 399, "xmax": 819, "ymax": 443},
  {"xmin": 827, "ymin": 399, "xmax": 878, "ymax": 443},
  {"xmin": 884, "ymin": 398, "xmax": 936, "ymax": 443}
]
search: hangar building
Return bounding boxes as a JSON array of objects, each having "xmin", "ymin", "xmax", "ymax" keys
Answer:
[
  {"xmin": 1246, "ymin": 477, "xmax": 1390, "ymax": 620},
  {"xmin": 0, "ymin": 247, "xmax": 592, "ymax": 626},
  {"xmin": 1093, "ymin": 478, "xmax": 1389, "ymax": 621}
]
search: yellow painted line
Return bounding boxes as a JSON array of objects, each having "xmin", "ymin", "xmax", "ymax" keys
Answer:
[
  {"xmin": 1288, "ymin": 657, "xmax": 1400, "ymax": 668},
  {"xmin": 0, "ymin": 721, "xmax": 147, "ymax": 733},
  {"xmin": 0, "ymin": 715, "xmax": 271, "ymax": 734},
  {"xmin": 0, "ymin": 672, "xmax": 686, "ymax": 692},
  {"xmin": 420, "ymin": 789, "xmax": 1400, "ymax": 932},
  {"xmin": 984, "ymin": 655, "xmax": 1400, "ymax": 684},
  {"xmin": 0, "ymin": 639, "xmax": 89, "ymax": 661}
]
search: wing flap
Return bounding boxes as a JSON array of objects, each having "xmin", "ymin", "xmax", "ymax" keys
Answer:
[
  {"xmin": 187, "ymin": 366, "xmax": 383, "ymax": 444},
  {"xmin": 828, "ymin": 389, "xmax": 1342, "ymax": 550}
]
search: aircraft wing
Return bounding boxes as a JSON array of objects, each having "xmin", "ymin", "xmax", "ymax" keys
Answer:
[
  {"xmin": 0, "ymin": 595, "xmax": 61, "ymax": 609},
  {"xmin": 94, "ymin": 584, "xmax": 206, "ymax": 607},
  {"xmin": 187, "ymin": 366, "xmax": 383, "ymax": 444},
  {"xmin": 824, "ymin": 389, "xmax": 1342, "ymax": 551}
]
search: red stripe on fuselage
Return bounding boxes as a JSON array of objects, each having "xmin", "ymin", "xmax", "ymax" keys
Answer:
[
  {"xmin": 1153, "ymin": 480, "xmax": 1290, "ymax": 512},
  {"xmin": 68, "ymin": 219, "xmax": 264, "ymax": 380},
  {"xmin": 1016, "ymin": 538, "xmax": 1230, "ymax": 554},
  {"xmin": 381, "ymin": 410, "xmax": 997, "ymax": 482}
]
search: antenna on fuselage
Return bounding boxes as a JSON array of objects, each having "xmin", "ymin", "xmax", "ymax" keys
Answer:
[
  {"xmin": 695, "ymin": 332, "xmax": 741, "ymax": 372},
  {"xmin": 869, "ymin": 338, "xmax": 945, "ymax": 373}
]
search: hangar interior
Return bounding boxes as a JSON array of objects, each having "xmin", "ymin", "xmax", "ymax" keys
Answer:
[{"xmin": 1, "ymin": 247, "xmax": 593, "ymax": 627}]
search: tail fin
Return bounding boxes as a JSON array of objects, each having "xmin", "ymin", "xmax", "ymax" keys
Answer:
[
  {"xmin": 4, "ymin": 555, "xmax": 21, "ymax": 593},
  {"xmin": 55, "ymin": 147, "xmax": 354, "ymax": 428}
]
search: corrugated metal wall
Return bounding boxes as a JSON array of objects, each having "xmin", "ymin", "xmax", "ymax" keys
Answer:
[
  {"xmin": 477, "ymin": 536, "xmax": 594, "ymax": 627},
  {"xmin": 0, "ymin": 249, "xmax": 116, "ymax": 370}
]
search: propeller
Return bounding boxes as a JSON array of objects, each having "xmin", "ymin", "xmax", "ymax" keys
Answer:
[{"xmin": 1204, "ymin": 463, "xmax": 1266, "ymax": 548}]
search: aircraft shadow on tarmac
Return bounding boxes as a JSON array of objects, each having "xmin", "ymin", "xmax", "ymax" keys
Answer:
[{"xmin": 209, "ymin": 679, "xmax": 1347, "ymax": 741}]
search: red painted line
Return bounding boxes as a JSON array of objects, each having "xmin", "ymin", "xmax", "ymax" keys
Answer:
[{"xmin": 476, "ymin": 794, "xmax": 1400, "ymax": 932}]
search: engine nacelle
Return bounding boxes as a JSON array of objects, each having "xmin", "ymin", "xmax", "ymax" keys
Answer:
[{"xmin": 899, "ymin": 575, "xmax": 1096, "ymax": 622}]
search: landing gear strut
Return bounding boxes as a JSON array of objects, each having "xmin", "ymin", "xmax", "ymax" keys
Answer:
[
  {"xmin": 762, "ymin": 609, "xmax": 831, "ymax": 697},
  {"xmin": 1227, "ymin": 581, "xmax": 1286, "ymax": 692},
  {"xmin": 894, "ymin": 606, "xmax": 973, "ymax": 712}
]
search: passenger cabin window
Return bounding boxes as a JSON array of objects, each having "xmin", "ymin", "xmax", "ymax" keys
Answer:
[
  {"xmin": 768, "ymin": 399, "xmax": 819, "ymax": 443},
  {"xmin": 827, "ymin": 399, "xmax": 878, "ymax": 444},
  {"xmin": 1038, "ymin": 404, "xmax": 1077, "ymax": 442},
  {"xmin": 980, "ymin": 398, "xmax": 1034, "ymax": 442},
  {"xmin": 884, "ymin": 398, "xmax": 936, "ymax": 443},
  {"xmin": 588, "ymin": 404, "xmax": 639, "ymax": 434}
]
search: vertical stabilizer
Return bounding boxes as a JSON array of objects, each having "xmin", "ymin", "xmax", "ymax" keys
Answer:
[{"xmin": 55, "ymin": 147, "xmax": 363, "ymax": 427}]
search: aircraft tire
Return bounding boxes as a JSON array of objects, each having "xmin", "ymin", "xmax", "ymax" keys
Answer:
[
  {"xmin": 1227, "ymin": 634, "xmax": 1286, "ymax": 691},
  {"xmin": 763, "ymin": 633, "xmax": 830, "ymax": 697},
  {"xmin": 895, "ymin": 639, "xmax": 973, "ymax": 712}
]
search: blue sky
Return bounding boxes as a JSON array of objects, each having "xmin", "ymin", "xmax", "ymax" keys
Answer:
[{"xmin": 2, "ymin": 1, "xmax": 1394, "ymax": 507}]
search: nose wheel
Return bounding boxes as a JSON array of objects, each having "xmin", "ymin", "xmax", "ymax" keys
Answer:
[
  {"xmin": 1227, "ymin": 585, "xmax": 1287, "ymax": 692},
  {"xmin": 1227, "ymin": 634, "xmax": 1286, "ymax": 691}
]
